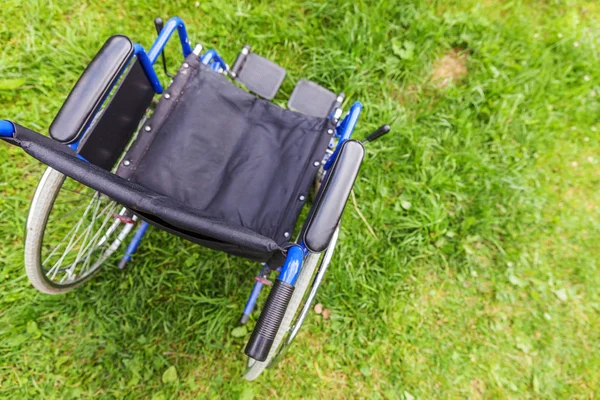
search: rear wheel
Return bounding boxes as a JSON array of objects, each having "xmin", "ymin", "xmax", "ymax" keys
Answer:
[
  {"xmin": 244, "ymin": 226, "xmax": 339, "ymax": 380},
  {"xmin": 24, "ymin": 167, "xmax": 136, "ymax": 294}
]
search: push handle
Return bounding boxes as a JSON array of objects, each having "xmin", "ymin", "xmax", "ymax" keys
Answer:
[
  {"xmin": 363, "ymin": 124, "xmax": 391, "ymax": 144},
  {"xmin": 154, "ymin": 17, "xmax": 164, "ymax": 32},
  {"xmin": 154, "ymin": 17, "xmax": 174, "ymax": 78},
  {"xmin": 244, "ymin": 279, "xmax": 294, "ymax": 361}
]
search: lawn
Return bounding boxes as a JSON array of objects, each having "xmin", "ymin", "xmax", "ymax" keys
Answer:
[{"xmin": 1, "ymin": 0, "xmax": 599, "ymax": 398}]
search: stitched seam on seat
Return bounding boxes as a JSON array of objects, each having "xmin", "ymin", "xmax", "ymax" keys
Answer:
[
  {"xmin": 272, "ymin": 118, "xmax": 333, "ymax": 244},
  {"xmin": 123, "ymin": 56, "xmax": 200, "ymax": 179}
]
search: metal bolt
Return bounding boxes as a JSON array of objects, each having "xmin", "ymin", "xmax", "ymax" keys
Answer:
[
  {"xmin": 183, "ymin": 62, "xmax": 189, "ymax": 68},
  {"xmin": 283, "ymin": 232, "xmax": 290, "ymax": 238},
  {"xmin": 144, "ymin": 126, "xmax": 151, "ymax": 132},
  {"xmin": 327, "ymin": 129, "xmax": 334, "ymax": 135},
  {"xmin": 313, "ymin": 161, "xmax": 320, "ymax": 167},
  {"xmin": 164, "ymin": 93, "xmax": 171, "ymax": 99},
  {"xmin": 299, "ymin": 195, "xmax": 306, "ymax": 201},
  {"xmin": 333, "ymin": 108, "xmax": 343, "ymax": 120},
  {"xmin": 193, "ymin": 43, "xmax": 203, "ymax": 56},
  {"xmin": 123, "ymin": 160, "xmax": 131, "ymax": 166}
]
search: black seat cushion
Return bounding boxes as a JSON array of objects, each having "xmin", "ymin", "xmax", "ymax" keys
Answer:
[{"xmin": 118, "ymin": 55, "xmax": 334, "ymax": 248}]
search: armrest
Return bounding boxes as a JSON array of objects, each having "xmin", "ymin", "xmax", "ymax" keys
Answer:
[
  {"xmin": 49, "ymin": 35, "xmax": 134, "ymax": 144},
  {"xmin": 301, "ymin": 140, "xmax": 365, "ymax": 253}
]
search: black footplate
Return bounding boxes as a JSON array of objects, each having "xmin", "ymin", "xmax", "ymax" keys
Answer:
[
  {"xmin": 231, "ymin": 45, "xmax": 286, "ymax": 100},
  {"xmin": 288, "ymin": 79, "xmax": 338, "ymax": 118}
]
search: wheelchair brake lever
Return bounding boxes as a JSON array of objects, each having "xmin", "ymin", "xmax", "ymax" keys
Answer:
[
  {"xmin": 362, "ymin": 124, "xmax": 391, "ymax": 144},
  {"xmin": 154, "ymin": 17, "xmax": 174, "ymax": 79}
]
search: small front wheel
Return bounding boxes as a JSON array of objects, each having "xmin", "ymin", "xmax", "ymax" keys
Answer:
[{"xmin": 24, "ymin": 167, "xmax": 136, "ymax": 294}]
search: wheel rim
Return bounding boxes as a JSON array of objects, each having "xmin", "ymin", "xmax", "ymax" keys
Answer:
[
  {"xmin": 37, "ymin": 173, "xmax": 134, "ymax": 288},
  {"xmin": 245, "ymin": 226, "xmax": 339, "ymax": 375}
]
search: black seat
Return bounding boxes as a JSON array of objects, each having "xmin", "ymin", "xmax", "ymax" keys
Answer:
[{"xmin": 116, "ymin": 55, "xmax": 334, "ymax": 255}]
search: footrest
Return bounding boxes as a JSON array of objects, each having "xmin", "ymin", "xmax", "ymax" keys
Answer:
[
  {"xmin": 288, "ymin": 79, "xmax": 338, "ymax": 118},
  {"xmin": 231, "ymin": 45, "xmax": 286, "ymax": 100}
]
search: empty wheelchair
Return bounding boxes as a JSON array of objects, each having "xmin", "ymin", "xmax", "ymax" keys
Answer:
[{"xmin": 0, "ymin": 17, "xmax": 390, "ymax": 379}]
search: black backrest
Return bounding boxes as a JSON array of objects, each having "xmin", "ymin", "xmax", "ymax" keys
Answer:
[{"xmin": 78, "ymin": 60, "xmax": 155, "ymax": 169}]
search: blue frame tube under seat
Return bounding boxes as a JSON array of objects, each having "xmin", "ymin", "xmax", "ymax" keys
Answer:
[{"xmin": 118, "ymin": 221, "xmax": 150, "ymax": 269}]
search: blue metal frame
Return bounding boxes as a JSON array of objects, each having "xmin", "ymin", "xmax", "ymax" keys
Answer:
[
  {"xmin": 119, "ymin": 221, "xmax": 150, "ymax": 269},
  {"xmin": 134, "ymin": 45, "xmax": 163, "ymax": 94},
  {"xmin": 277, "ymin": 245, "xmax": 305, "ymax": 285},
  {"xmin": 242, "ymin": 264, "xmax": 272, "ymax": 322},
  {"xmin": 147, "ymin": 17, "xmax": 192, "ymax": 64},
  {"xmin": 201, "ymin": 49, "xmax": 228, "ymax": 71},
  {"xmin": 324, "ymin": 101, "xmax": 362, "ymax": 170},
  {"xmin": 0, "ymin": 120, "xmax": 14, "ymax": 138}
]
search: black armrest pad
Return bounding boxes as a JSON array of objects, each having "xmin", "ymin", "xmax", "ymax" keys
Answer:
[
  {"xmin": 302, "ymin": 140, "xmax": 365, "ymax": 253},
  {"xmin": 49, "ymin": 35, "xmax": 134, "ymax": 144}
]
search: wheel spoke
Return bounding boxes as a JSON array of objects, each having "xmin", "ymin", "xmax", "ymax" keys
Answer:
[
  {"xmin": 70, "ymin": 202, "xmax": 119, "ymax": 278},
  {"xmin": 29, "ymin": 165, "xmax": 137, "ymax": 292},
  {"xmin": 46, "ymin": 193, "xmax": 100, "ymax": 279},
  {"xmin": 97, "ymin": 207, "xmax": 127, "ymax": 247}
]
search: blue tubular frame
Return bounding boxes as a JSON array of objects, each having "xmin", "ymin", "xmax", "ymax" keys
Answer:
[
  {"xmin": 324, "ymin": 101, "xmax": 363, "ymax": 170},
  {"xmin": 147, "ymin": 17, "xmax": 192, "ymax": 64},
  {"xmin": 242, "ymin": 264, "xmax": 272, "ymax": 322},
  {"xmin": 134, "ymin": 45, "xmax": 163, "ymax": 94},
  {"xmin": 0, "ymin": 120, "xmax": 14, "ymax": 138},
  {"xmin": 119, "ymin": 221, "xmax": 150, "ymax": 269},
  {"xmin": 241, "ymin": 245, "xmax": 306, "ymax": 321},
  {"xmin": 201, "ymin": 49, "xmax": 228, "ymax": 71},
  {"xmin": 278, "ymin": 246, "xmax": 305, "ymax": 285}
]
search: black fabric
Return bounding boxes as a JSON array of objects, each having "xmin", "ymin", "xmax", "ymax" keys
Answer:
[
  {"xmin": 78, "ymin": 60, "xmax": 155, "ymax": 170},
  {"xmin": 122, "ymin": 55, "xmax": 334, "ymax": 246},
  {"xmin": 4, "ymin": 123, "xmax": 283, "ymax": 262}
]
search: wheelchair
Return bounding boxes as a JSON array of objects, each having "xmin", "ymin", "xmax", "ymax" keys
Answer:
[{"xmin": 0, "ymin": 17, "xmax": 390, "ymax": 379}]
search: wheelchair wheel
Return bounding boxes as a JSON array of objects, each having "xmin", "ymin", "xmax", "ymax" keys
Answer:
[
  {"xmin": 244, "ymin": 226, "xmax": 340, "ymax": 380},
  {"xmin": 24, "ymin": 167, "xmax": 135, "ymax": 294}
]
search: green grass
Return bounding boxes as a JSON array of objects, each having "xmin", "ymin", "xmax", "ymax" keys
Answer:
[{"xmin": 1, "ymin": 0, "xmax": 599, "ymax": 398}]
